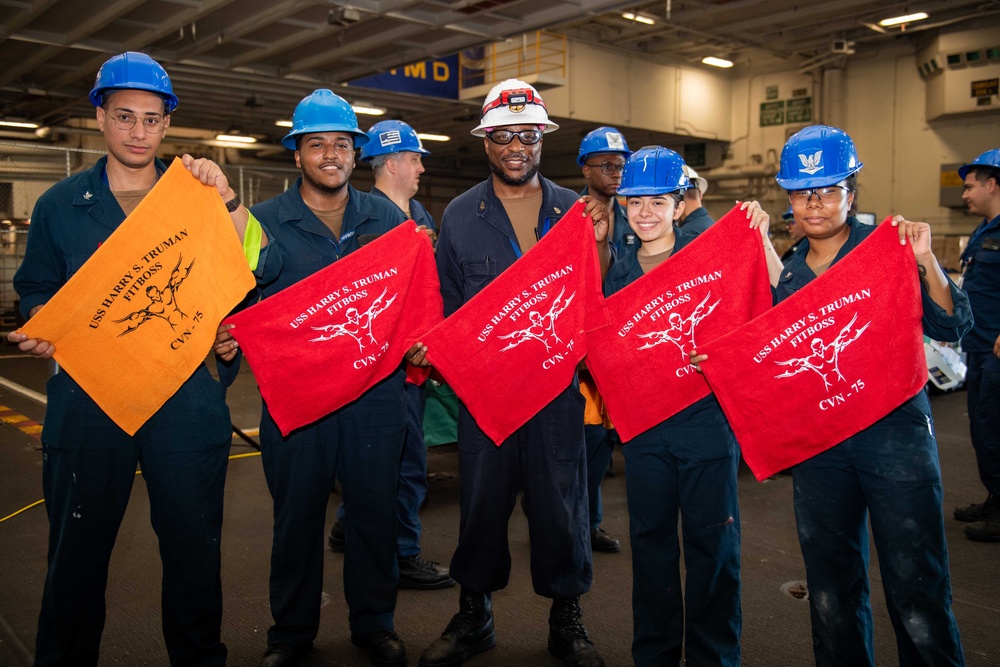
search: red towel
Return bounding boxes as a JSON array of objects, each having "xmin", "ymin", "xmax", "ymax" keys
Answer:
[
  {"xmin": 422, "ymin": 201, "xmax": 607, "ymax": 445},
  {"xmin": 585, "ymin": 205, "xmax": 772, "ymax": 442},
  {"xmin": 226, "ymin": 221, "xmax": 442, "ymax": 435},
  {"xmin": 699, "ymin": 218, "xmax": 926, "ymax": 480}
]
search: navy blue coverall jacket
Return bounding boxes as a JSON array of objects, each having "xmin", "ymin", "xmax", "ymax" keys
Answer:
[
  {"xmin": 435, "ymin": 174, "xmax": 594, "ymax": 597},
  {"xmin": 676, "ymin": 205, "xmax": 714, "ymax": 235},
  {"xmin": 959, "ymin": 213, "xmax": 1000, "ymax": 495},
  {"xmin": 14, "ymin": 156, "xmax": 231, "ymax": 667}
]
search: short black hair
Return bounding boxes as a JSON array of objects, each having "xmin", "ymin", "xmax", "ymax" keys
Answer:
[{"xmin": 970, "ymin": 165, "xmax": 1000, "ymax": 186}]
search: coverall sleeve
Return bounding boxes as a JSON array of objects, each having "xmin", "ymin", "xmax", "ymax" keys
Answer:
[
  {"xmin": 435, "ymin": 219, "xmax": 464, "ymax": 318},
  {"xmin": 921, "ymin": 274, "xmax": 973, "ymax": 343}
]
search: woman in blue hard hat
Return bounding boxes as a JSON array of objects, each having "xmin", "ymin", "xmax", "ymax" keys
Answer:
[
  {"xmin": 604, "ymin": 146, "xmax": 768, "ymax": 667},
  {"xmin": 741, "ymin": 125, "xmax": 970, "ymax": 666}
]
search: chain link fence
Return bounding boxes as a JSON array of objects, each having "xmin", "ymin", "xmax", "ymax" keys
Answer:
[{"xmin": 0, "ymin": 141, "xmax": 300, "ymax": 327}]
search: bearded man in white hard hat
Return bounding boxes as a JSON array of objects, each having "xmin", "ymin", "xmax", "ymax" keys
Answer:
[{"xmin": 417, "ymin": 79, "xmax": 608, "ymax": 667}]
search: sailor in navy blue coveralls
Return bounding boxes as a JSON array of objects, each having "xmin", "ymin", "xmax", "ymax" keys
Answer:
[
  {"xmin": 778, "ymin": 218, "xmax": 970, "ymax": 667},
  {"xmin": 436, "ymin": 174, "xmax": 593, "ymax": 599},
  {"xmin": 333, "ymin": 186, "xmax": 445, "ymax": 578},
  {"xmin": 419, "ymin": 119, "xmax": 610, "ymax": 667},
  {"xmin": 577, "ymin": 183, "xmax": 627, "ymax": 549},
  {"xmin": 12, "ymin": 68, "xmax": 258, "ymax": 666},
  {"xmin": 954, "ymin": 154, "xmax": 1000, "ymax": 540},
  {"xmin": 605, "ymin": 221, "xmax": 741, "ymax": 667},
  {"xmin": 249, "ymin": 175, "xmax": 410, "ymax": 654}
]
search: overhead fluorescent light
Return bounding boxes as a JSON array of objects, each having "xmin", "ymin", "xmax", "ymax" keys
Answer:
[
  {"xmin": 215, "ymin": 134, "xmax": 257, "ymax": 144},
  {"xmin": 352, "ymin": 104, "xmax": 385, "ymax": 116},
  {"xmin": 702, "ymin": 56, "xmax": 734, "ymax": 68},
  {"xmin": 275, "ymin": 119, "xmax": 293, "ymax": 128},
  {"xmin": 622, "ymin": 12, "xmax": 655, "ymax": 25},
  {"xmin": 878, "ymin": 12, "xmax": 929, "ymax": 27},
  {"xmin": 417, "ymin": 133, "xmax": 450, "ymax": 142},
  {"xmin": 0, "ymin": 120, "xmax": 40, "ymax": 129}
]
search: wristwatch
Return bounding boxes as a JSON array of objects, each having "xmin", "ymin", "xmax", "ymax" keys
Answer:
[{"xmin": 224, "ymin": 194, "xmax": 241, "ymax": 212}]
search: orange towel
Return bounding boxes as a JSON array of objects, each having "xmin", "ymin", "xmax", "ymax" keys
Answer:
[{"xmin": 19, "ymin": 158, "xmax": 255, "ymax": 435}]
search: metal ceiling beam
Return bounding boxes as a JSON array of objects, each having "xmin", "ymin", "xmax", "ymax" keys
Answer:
[
  {"xmin": 0, "ymin": 0, "xmax": 147, "ymax": 87},
  {"xmin": 0, "ymin": 0, "xmax": 60, "ymax": 42},
  {"xmin": 169, "ymin": 1, "xmax": 311, "ymax": 61},
  {"xmin": 37, "ymin": 0, "xmax": 242, "ymax": 95}
]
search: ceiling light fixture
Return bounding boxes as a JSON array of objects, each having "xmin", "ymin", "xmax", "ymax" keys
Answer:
[
  {"xmin": 275, "ymin": 119, "xmax": 293, "ymax": 128},
  {"xmin": 702, "ymin": 56, "xmax": 734, "ymax": 68},
  {"xmin": 622, "ymin": 12, "xmax": 655, "ymax": 25},
  {"xmin": 215, "ymin": 134, "xmax": 257, "ymax": 144},
  {"xmin": 878, "ymin": 12, "xmax": 929, "ymax": 27},
  {"xmin": 352, "ymin": 104, "xmax": 385, "ymax": 116},
  {"xmin": 0, "ymin": 120, "xmax": 40, "ymax": 129},
  {"xmin": 417, "ymin": 133, "xmax": 450, "ymax": 142}
]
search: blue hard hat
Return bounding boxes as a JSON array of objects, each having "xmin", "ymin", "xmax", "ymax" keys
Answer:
[
  {"xmin": 89, "ymin": 52, "xmax": 178, "ymax": 112},
  {"xmin": 577, "ymin": 126, "xmax": 631, "ymax": 166},
  {"xmin": 359, "ymin": 120, "xmax": 430, "ymax": 163},
  {"xmin": 617, "ymin": 146, "xmax": 691, "ymax": 196},
  {"xmin": 782, "ymin": 206, "xmax": 794, "ymax": 220},
  {"xmin": 958, "ymin": 148, "xmax": 1000, "ymax": 180},
  {"xmin": 776, "ymin": 125, "xmax": 863, "ymax": 190},
  {"xmin": 281, "ymin": 89, "xmax": 369, "ymax": 151}
]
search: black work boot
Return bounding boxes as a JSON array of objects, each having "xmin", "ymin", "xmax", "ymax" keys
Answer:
[
  {"xmin": 954, "ymin": 494, "xmax": 998, "ymax": 522},
  {"xmin": 418, "ymin": 588, "xmax": 495, "ymax": 667},
  {"xmin": 964, "ymin": 495, "xmax": 1000, "ymax": 542},
  {"xmin": 547, "ymin": 597, "xmax": 604, "ymax": 667}
]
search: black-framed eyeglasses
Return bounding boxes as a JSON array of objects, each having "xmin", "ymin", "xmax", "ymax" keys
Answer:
[
  {"xmin": 106, "ymin": 110, "xmax": 166, "ymax": 134},
  {"xmin": 586, "ymin": 162, "xmax": 625, "ymax": 175},
  {"xmin": 486, "ymin": 129, "xmax": 543, "ymax": 145},
  {"xmin": 788, "ymin": 185, "xmax": 847, "ymax": 204}
]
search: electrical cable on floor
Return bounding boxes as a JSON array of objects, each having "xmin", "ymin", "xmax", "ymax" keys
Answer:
[{"xmin": 0, "ymin": 446, "xmax": 262, "ymax": 524}]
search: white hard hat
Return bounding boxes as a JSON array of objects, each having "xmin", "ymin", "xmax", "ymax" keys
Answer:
[
  {"xmin": 682, "ymin": 165, "xmax": 708, "ymax": 194},
  {"xmin": 471, "ymin": 79, "xmax": 559, "ymax": 137}
]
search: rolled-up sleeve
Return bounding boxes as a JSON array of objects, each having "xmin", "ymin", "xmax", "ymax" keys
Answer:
[{"xmin": 922, "ymin": 275, "xmax": 973, "ymax": 343}]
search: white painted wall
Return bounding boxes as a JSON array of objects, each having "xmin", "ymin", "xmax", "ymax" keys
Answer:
[{"xmin": 548, "ymin": 42, "xmax": 733, "ymax": 142}]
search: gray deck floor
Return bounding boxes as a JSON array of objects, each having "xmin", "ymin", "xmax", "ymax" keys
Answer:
[{"xmin": 0, "ymin": 352, "xmax": 997, "ymax": 666}]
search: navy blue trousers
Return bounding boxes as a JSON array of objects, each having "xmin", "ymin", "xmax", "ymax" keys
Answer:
[
  {"xmin": 450, "ymin": 387, "xmax": 592, "ymax": 598},
  {"xmin": 966, "ymin": 351, "xmax": 1000, "ymax": 496},
  {"xmin": 35, "ymin": 367, "xmax": 231, "ymax": 667},
  {"xmin": 583, "ymin": 424, "xmax": 614, "ymax": 531},
  {"xmin": 336, "ymin": 382, "xmax": 427, "ymax": 556},
  {"xmin": 622, "ymin": 396, "xmax": 741, "ymax": 667},
  {"xmin": 792, "ymin": 392, "xmax": 965, "ymax": 667},
  {"xmin": 260, "ymin": 371, "xmax": 406, "ymax": 645}
]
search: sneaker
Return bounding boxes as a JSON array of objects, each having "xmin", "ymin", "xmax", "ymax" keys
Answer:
[
  {"xmin": 954, "ymin": 494, "xmax": 998, "ymax": 522},
  {"xmin": 399, "ymin": 554, "xmax": 456, "ymax": 590},
  {"xmin": 328, "ymin": 520, "xmax": 346, "ymax": 552},
  {"xmin": 590, "ymin": 528, "xmax": 620, "ymax": 554}
]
